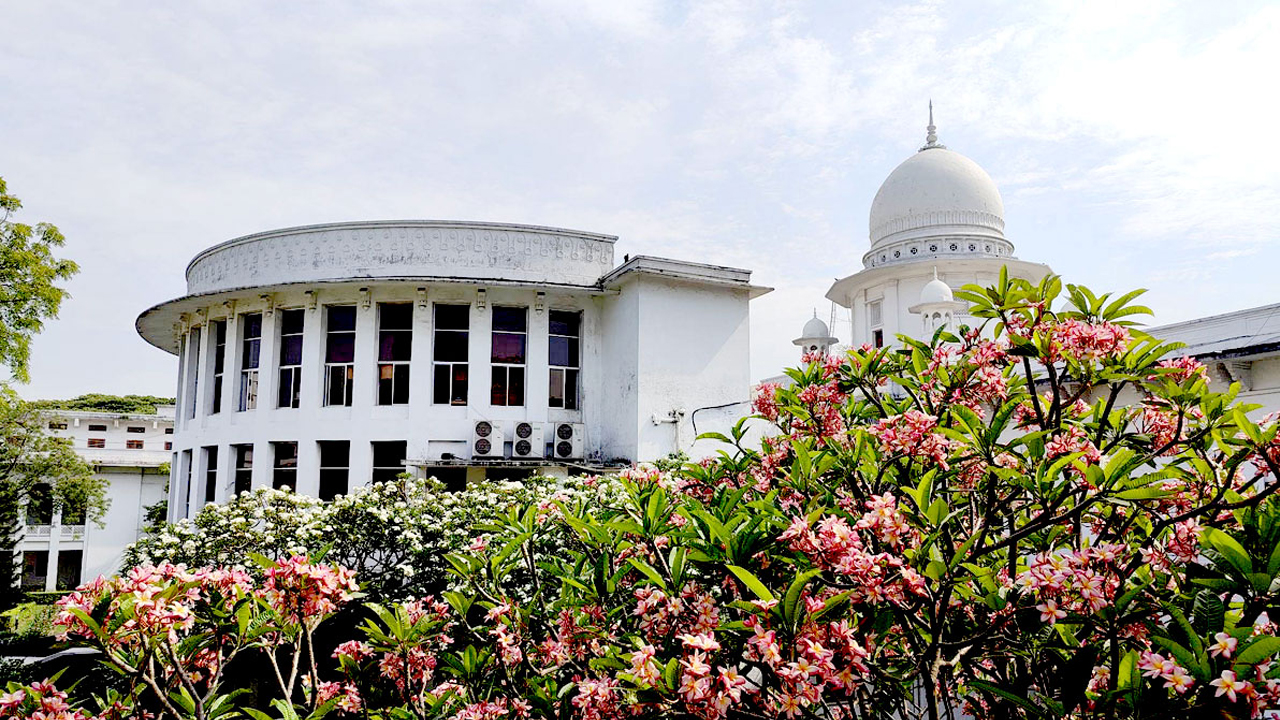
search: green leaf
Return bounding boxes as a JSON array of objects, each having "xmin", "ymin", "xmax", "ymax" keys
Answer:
[
  {"xmin": 1236, "ymin": 636, "xmax": 1280, "ymax": 667},
  {"xmin": 783, "ymin": 569, "xmax": 823, "ymax": 628},
  {"xmin": 628, "ymin": 558, "xmax": 666, "ymax": 589},
  {"xmin": 726, "ymin": 565, "xmax": 774, "ymax": 603},
  {"xmin": 1202, "ymin": 527, "xmax": 1253, "ymax": 578},
  {"xmin": 967, "ymin": 679, "xmax": 1046, "ymax": 717}
]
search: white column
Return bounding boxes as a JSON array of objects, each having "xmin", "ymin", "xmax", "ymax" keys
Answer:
[
  {"xmin": 352, "ymin": 295, "xmax": 377, "ymax": 413},
  {"xmin": 299, "ymin": 301, "xmax": 323, "ymax": 410},
  {"xmin": 527, "ymin": 296, "xmax": 550, "ymax": 421},
  {"xmin": 409, "ymin": 291, "xmax": 431, "ymax": 409}
]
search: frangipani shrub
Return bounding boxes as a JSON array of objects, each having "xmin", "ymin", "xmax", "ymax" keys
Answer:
[{"xmin": 27, "ymin": 273, "xmax": 1280, "ymax": 720}]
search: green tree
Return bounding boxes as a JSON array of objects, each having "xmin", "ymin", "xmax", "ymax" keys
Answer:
[
  {"xmin": 0, "ymin": 176, "xmax": 79, "ymax": 384},
  {"xmin": 0, "ymin": 176, "xmax": 90, "ymax": 609}
]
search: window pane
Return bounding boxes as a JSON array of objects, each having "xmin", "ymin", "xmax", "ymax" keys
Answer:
[
  {"xmin": 565, "ymin": 369, "xmax": 579, "ymax": 410},
  {"xmin": 491, "ymin": 333, "xmax": 526, "ymax": 364},
  {"xmin": 243, "ymin": 314, "xmax": 262, "ymax": 338},
  {"xmin": 326, "ymin": 334, "xmax": 355, "ymax": 363},
  {"xmin": 433, "ymin": 365, "xmax": 451, "ymax": 404},
  {"xmin": 491, "ymin": 367, "xmax": 507, "ymax": 406},
  {"xmin": 549, "ymin": 336, "xmax": 570, "ymax": 367},
  {"xmin": 393, "ymin": 365, "xmax": 410, "ymax": 404},
  {"xmin": 435, "ymin": 304, "xmax": 469, "ymax": 330},
  {"xmin": 372, "ymin": 440, "xmax": 407, "ymax": 469},
  {"xmin": 451, "ymin": 365, "xmax": 468, "ymax": 404},
  {"xmin": 328, "ymin": 306, "xmax": 356, "ymax": 332},
  {"xmin": 319, "ymin": 469, "xmax": 348, "ymax": 501},
  {"xmin": 380, "ymin": 303, "xmax": 412, "ymax": 330},
  {"xmin": 244, "ymin": 339, "xmax": 260, "ymax": 369},
  {"xmin": 434, "ymin": 330, "xmax": 468, "ymax": 362},
  {"xmin": 380, "ymin": 331, "xmax": 411, "ymax": 362},
  {"xmin": 492, "ymin": 306, "xmax": 527, "ymax": 332},
  {"xmin": 507, "ymin": 366, "xmax": 524, "ymax": 407},
  {"xmin": 319, "ymin": 440, "xmax": 350, "ymax": 467},
  {"xmin": 549, "ymin": 310, "xmax": 579, "ymax": 336},
  {"xmin": 281, "ymin": 335, "xmax": 304, "ymax": 365},
  {"xmin": 281, "ymin": 309, "xmax": 305, "ymax": 335},
  {"xmin": 549, "ymin": 368, "xmax": 564, "ymax": 408},
  {"xmin": 567, "ymin": 338, "xmax": 579, "ymax": 366}
]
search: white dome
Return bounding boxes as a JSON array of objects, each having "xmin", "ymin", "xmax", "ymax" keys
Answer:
[
  {"xmin": 801, "ymin": 316, "xmax": 830, "ymax": 339},
  {"xmin": 920, "ymin": 276, "xmax": 954, "ymax": 304},
  {"xmin": 868, "ymin": 147, "xmax": 1005, "ymax": 249}
]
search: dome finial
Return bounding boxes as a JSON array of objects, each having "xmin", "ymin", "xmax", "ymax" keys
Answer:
[{"xmin": 922, "ymin": 100, "xmax": 945, "ymax": 151}]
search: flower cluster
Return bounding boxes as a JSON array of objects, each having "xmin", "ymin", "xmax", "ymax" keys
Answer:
[{"xmin": 869, "ymin": 410, "xmax": 953, "ymax": 469}]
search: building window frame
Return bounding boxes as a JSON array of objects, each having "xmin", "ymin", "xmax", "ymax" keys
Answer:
[
  {"xmin": 324, "ymin": 305, "xmax": 357, "ymax": 407},
  {"xmin": 868, "ymin": 299, "xmax": 885, "ymax": 348},
  {"xmin": 204, "ymin": 446, "xmax": 218, "ymax": 503},
  {"xmin": 211, "ymin": 319, "xmax": 227, "ymax": 414},
  {"xmin": 548, "ymin": 309, "xmax": 581, "ymax": 410},
  {"xmin": 233, "ymin": 444, "xmax": 254, "ymax": 495},
  {"xmin": 239, "ymin": 313, "xmax": 262, "ymax": 411},
  {"xmin": 272, "ymin": 441, "xmax": 298, "ymax": 490},
  {"xmin": 377, "ymin": 303, "xmax": 412, "ymax": 406},
  {"xmin": 318, "ymin": 441, "xmax": 350, "ymax": 501},
  {"xmin": 277, "ymin": 309, "xmax": 305, "ymax": 409},
  {"xmin": 432, "ymin": 304, "xmax": 469, "ymax": 406},
  {"xmin": 371, "ymin": 440, "xmax": 407, "ymax": 484},
  {"xmin": 490, "ymin": 306, "xmax": 527, "ymax": 407}
]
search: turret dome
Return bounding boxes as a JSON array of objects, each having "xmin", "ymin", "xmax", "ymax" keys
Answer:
[{"xmin": 920, "ymin": 274, "xmax": 954, "ymax": 304}]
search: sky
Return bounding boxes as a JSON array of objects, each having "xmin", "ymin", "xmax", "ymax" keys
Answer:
[{"xmin": 3, "ymin": 0, "xmax": 1278, "ymax": 400}]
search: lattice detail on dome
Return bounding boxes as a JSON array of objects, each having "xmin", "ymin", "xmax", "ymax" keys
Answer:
[{"xmin": 871, "ymin": 209, "xmax": 1005, "ymax": 247}]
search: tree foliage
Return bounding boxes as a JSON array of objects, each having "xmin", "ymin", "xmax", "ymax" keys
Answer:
[
  {"xmin": 0, "ymin": 176, "xmax": 79, "ymax": 384},
  {"xmin": 29, "ymin": 393, "xmax": 176, "ymax": 415}
]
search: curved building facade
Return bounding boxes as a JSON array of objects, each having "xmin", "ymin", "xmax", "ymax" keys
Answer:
[{"xmin": 138, "ymin": 221, "xmax": 768, "ymax": 520}]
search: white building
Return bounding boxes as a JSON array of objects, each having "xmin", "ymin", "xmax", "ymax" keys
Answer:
[
  {"xmin": 800, "ymin": 108, "xmax": 1280, "ymax": 418},
  {"xmin": 19, "ymin": 408, "xmax": 172, "ymax": 590},
  {"xmin": 823, "ymin": 108, "xmax": 1052, "ymax": 348},
  {"xmin": 136, "ymin": 221, "xmax": 769, "ymax": 521}
]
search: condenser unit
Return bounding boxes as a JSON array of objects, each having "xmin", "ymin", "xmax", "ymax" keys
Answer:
[
  {"xmin": 551, "ymin": 422, "xmax": 584, "ymax": 460},
  {"xmin": 471, "ymin": 420, "xmax": 505, "ymax": 459},
  {"xmin": 511, "ymin": 421, "xmax": 544, "ymax": 459}
]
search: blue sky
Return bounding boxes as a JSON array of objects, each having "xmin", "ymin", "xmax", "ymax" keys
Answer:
[{"xmin": 3, "ymin": 0, "xmax": 1277, "ymax": 399}]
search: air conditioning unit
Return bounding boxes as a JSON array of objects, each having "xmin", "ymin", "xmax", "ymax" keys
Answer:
[
  {"xmin": 511, "ymin": 421, "xmax": 544, "ymax": 459},
  {"xmin": 472, "ymin": 420, "xmax": 504, "ymax": 459},
  {"xmin": 551, "ymin": 423, "xmax": 584, "ymax": 460}
]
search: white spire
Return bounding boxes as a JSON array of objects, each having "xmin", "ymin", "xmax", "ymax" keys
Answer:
[{"xmin": 921, "ymin": 100, "xmax": 945, "ymax": 151}]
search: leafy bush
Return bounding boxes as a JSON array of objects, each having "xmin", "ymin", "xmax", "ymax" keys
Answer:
[
  {"xmin": 24, "ymin": 273, "xmax": 1280, "ymax": 719},
  {"xmin": 126, "ymin": 475, "xmax": 622, "ymax": 600}
]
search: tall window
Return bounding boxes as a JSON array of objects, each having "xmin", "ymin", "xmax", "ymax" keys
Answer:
[
  {"xmin": 868, "ymin": 300, "xmax": 884, "ymax": 348},
  {"xmin": 233, "ymin": 444, "xmax": 254, "ymax": 495},
  {"xmin": 204, "ymin": 447, "xmax": 218, "ymax": 502},
  {"xmin": 211, "ymin": 320, "xmax": 227, "ymax": 414},
  {"xmin": 318, "ymin": 441, "xmax": 350, "ymax": 501},
  {"xmin": 272, "ymin": 442, "xmax": 298, "ymax": 490},
  {"xmin": 182, "ymin": 449, "xmax": 193, "ymax": 518},
  {"xmin": 187, "ymin": 327, "xmax": 201, "ymax": 419},
  {"xmin": 325, "ymin": 306, "xmax": 356, "ymax": 407},
  {"xmin": 490, "ymin": 306, "xmax": 527, "ymax": 407},
  {"xmin": 549, "ymin": 310, "xmax": 581, "ymax": 410},
  {"xmin": 26, "ymin": 484, "xmax": 52, "ymax": 526},
  {"xmin": 377, "ymin": 304, "xmax": 412, "ymax": 405},
  {"xmin": 433, "ymin": 304, "xmax": 469, "ymax": 405},
  {"xmin": 239, "ymin": 313, "xmax": 262, "ymax": 411},
  {"xmin": 371, "ymin": 441, "xmax": 407, "ymax": 484},
  {"xmin": 277, "ymin": 309, "xmax": 304, "ymax": 409}
]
